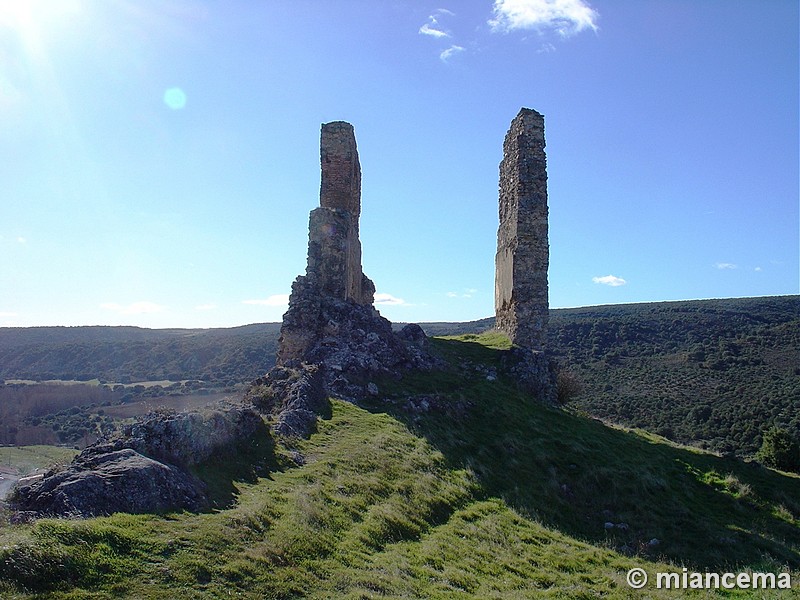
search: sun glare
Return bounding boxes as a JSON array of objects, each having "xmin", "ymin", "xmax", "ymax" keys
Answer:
[{"xmin": 0, "ymin": 0, "xmax": 82, "ymax": 49}]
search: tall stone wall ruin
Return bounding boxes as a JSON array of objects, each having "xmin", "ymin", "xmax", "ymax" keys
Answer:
[
  {"xmin": 275, "ymin": 120, "xmax": 426, "ymax": 385},
  {"xmin": 306, "ymin": 121, "xmax": 374, "ymax": 306},
  {"xmin": 495, "ymin": 108, "xmax": 549, "ymax": 352}
]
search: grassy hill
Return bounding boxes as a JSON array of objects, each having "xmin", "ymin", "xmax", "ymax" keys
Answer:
[{"xmin": 0, "ymin": 333, "xmax": 797, "ymax": 598}]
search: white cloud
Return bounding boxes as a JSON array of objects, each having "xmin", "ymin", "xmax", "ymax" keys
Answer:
[
  {"xmin": 0, "ymin": 311, "xmax": 18, "ymax": 318},
  {"xmin": 419, "ymin": 23, "xmax": 449, "ymax": 38},
  {"xmin": 754, "ymin": 266, "xmax": 762, "ymax": 272},
  {"xmin": 100, "ymin": 301, "xmax": 165, "ymax": 315},
  {"xmin": 714, "ymin": 262, "xmax": 737, "ymax": 270},
  {"xmin": 419, "ymin": 8, "xmax": 454, "ymax": 38},
  {"xmin": 592, "ymin": 275, "xmax": 627, "ymax": 287},
  {"xmin": 489, "ymin": 0, "xmax": 599, "ymax": 37},
  {"xmin": 447, "ymin": 288, "xmax": 478, "ymax": 298},
  {"xmin": 374, "ymin": 293, "xmax": 408, "ymax": 306},
  {"xmin": 243, "ymin": 294, "xmax": 290, "ymax": 307},
  {"xmin": 16, "ymin": 236, "xmax": 26, "ymax": 244},
  {"xmin": 195, "ymin": 303, "xmax": 217, "ymax": 311},
  {"xmin": 440, "ymin": 44, "xmax": 465, "ymax": 61}
]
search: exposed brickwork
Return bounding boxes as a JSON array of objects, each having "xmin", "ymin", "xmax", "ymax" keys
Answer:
[
  {"xmin": 265, "ymin": 121, "xmax": 438, "ymax": 431},
  {"xmin": 320, "ymin": 121, "xmax": 361, "ymax": 215}
]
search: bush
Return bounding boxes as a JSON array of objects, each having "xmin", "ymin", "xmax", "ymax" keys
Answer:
[
  {"xmin": 756, "ymin": 427, "xmax": 800, "ymax": 473},
  {"xmin": 556, "ymin": 369, "xmax": 583, "ymax": 405}
]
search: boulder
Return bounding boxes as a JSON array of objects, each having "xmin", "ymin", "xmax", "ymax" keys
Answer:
[
  {"xmin": 10, "ymin": 448, "xmax": 207, "ymax": 517},
  {"xmin": 9, "ymin": 403, "xmax": 267, "ymax": 518},
  {"xmin": 122, "ymin": 404, "xmax": 264, "ymax": 467}
]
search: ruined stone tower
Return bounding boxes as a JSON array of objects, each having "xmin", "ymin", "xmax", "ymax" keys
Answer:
[
  {"xmin": 306, "ymin": 121, "xmax": 375, "ymax": 306},
  {"xmin": 495, "ymin": 107, "xmax": 549, "ymax": 352},
  {"xmin": 276, "ymin": 120, "xmax": 396, "ymax": 367}
]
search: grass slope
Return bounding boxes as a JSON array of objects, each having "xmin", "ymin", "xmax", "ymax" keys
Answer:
[
  {"xmin": 0, "ymin": 447, "xmax": 78, "ymax": 476},
  {"xmin": 0, "ymin": 334, "xmax": 798, "ymax": 598}
]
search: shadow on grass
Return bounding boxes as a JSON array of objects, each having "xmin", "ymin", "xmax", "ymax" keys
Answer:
[
  {"xmin": 190, "ymin": 419, "xmax": 280, "ymax": 510},
  {"xmin": 367, "ymin": 337, "xmax": 800, "ymax": 571}
]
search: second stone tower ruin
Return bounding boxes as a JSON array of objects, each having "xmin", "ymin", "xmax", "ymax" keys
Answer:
[{"xmin": 495, "ymin": 108, "xmax": 549, "ymax": 352}]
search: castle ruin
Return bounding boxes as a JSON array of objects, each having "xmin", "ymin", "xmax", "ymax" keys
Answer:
[
  {"xmin": 273, "ymin": 121, "xmax": 432, "ymax": 419},
  {"xmin": 495, "ymin": 108, "xmax": 555, "ymax": 401},
  {"xmin": 307, "ymin": 122, "xmax": 375, "ymax": 306},
  {"xmin": 495, "ymin": 108, "xmax": 550, "ymax": 352}
]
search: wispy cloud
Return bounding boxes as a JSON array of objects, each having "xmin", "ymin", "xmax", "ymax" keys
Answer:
[
  {"xmin": 374, "ymin": 292, "xmax": 408, "ymax": 306},
  {"xmin": 440, "ymin": 44, "xmax": 465, "ymax": 61},
  {"xmin": 592, "ymin": 274, "xmax": 627, "ymax": 287},
  {"xmin": 714, "ymin": 262, "xmax": 737, "ymax": 270},
  {"xmin": 100, "ymin": 301, "xmax": 165, "ymax": 315},
  {"xmin": 0, "ymin": 311, "xmax": 18, "ymax": 326},
  {"xmin": 489, "ymin": 0, "xmax": 599, "ymax": 37},
  {"xmin": 419, "ymin": 8, "xmax": 454, "ymax": 38},
  {"xmin": 420, "ymin": 23, "xmax": 449, "ymax": 38},
  {"xmin": 16, "ymin": 236, "xmax": 27, "ymax": 244},
  {"xmin": 243, "ymin": 294, "xmax": 290, "ymax": 307},
  {"xmin": 195, "ymin": 303, "xmax": 217, "ymax": 311},
  {"xmin": 447, "ymin": 288, "xmax": 478, "ymax": 298}
]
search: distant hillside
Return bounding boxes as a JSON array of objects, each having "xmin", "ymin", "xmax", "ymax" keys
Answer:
[
  {"xmin": 1, "ymin": 333, "xmax": 797, "ymax": 598},
  {"xmin": 1, "ymin": 296, "xmax": 797, "ymax": 457},
  {"xmin": 419, "ymin": 296, "xmax": 800, "ymax": 457},
  {"xmin": 0, "ymin": 324, "xmax": 281, "ymax": 384},
  {"xmin": 547, "ymin": 296, "xmax": 800, "ymax": 456}
]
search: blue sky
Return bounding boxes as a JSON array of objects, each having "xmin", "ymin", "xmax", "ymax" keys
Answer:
[{"xmin": 1, "ymin": 0, "xmax": 797, "ymax": 328}]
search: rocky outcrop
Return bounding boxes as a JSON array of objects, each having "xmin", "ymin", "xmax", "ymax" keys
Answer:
[
  {"xmin": 10, "ymin": 448, "xmax": 207, "ymax": 518},
  {"xmin": 121, "ymin": 404, "xmax": 264, "ymax": 467},
  {"xmin": 9, "ymin": 403, "xmax": 266, "ymax": 518},
  {"xmin": 255, "ymin": 121, "xmax": 438, "ymax": 434},
  {"xmin": 247, "ymin": 364, "xmax": 326, "ymax": 438}
]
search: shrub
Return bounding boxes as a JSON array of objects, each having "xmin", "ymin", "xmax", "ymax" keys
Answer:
[
  {"xmin": 756, "ymin": 427, "xmax": 800, "ymax": 473},
  {"xmin": 556, "ymin": 369, "xmax": 583, "ymax": 405}
]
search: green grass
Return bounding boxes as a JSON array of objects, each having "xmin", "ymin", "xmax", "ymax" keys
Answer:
[
  {"xmin": 0, "ymin": 446, "xmax": 78, "ymax": 476},
  {"xmin": 0, "ymin": 333, "xmax": 798, "ymax": 598}
]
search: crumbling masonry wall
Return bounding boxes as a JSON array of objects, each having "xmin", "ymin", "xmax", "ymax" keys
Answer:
[
  {"xmin": 276, "ymin": 121, "xmax": 377, "ymax": 366},
  {"xmin": 495, "ymin": 108, "xmax": 549, "ymax": 352},
  {"xmin": 307, "ymin": 121, "xmax": 373, "ymax": 305},
  {"xmin": 271, "ymin": 120, "xmax": 436, "ymax": 417}
]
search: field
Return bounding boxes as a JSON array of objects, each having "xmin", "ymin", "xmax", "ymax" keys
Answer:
[{"xmin": 0, "ymin": 446, "xmax": 78, "ymax": 501}]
